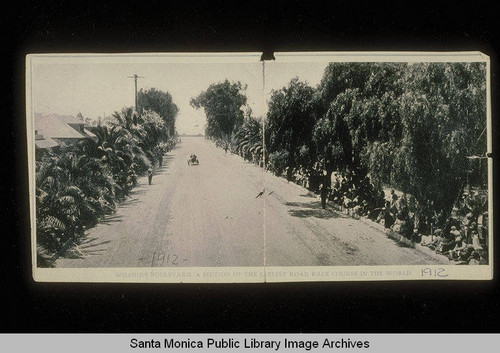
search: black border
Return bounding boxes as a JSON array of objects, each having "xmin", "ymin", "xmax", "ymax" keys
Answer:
[{"xmin": 3, "ymin": 0, "xmax": 499, "ymax": 333}]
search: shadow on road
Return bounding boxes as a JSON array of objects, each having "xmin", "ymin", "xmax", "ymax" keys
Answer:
[
  {"xmin": 99, "ymin": 214, "xmax": 124, "ymax": 225},
  {"xmin": 79, "ymin": 237, "xmax": 112, "ymax": 249},
  {"xmin": 56, "ymin": 151, "xmax": 180, "ymax": 264},
  {"xmin": 285, "ymin": 200, "xmax": 341, "ymax": 219},
  {"xmin": 62, "ymin": 238, "xmax": 112, "ymax": 259},
  {"xmin": 158, "ymin": 154, "xmax": 175, "ymax": 168},
  {"xmin": 163, "ymin": 154, "xmax": 175, "ymax": 162},
  {"xmin": 299, "ymin": 193, "xmax": 316, "ymax": 198},
  {"xmin": 155, "ymin": 165, "xmax": 168, "ymax": 172},
  {"xmin": 316, "ymin": 252, "xmax": 332, "ymax": 265}
]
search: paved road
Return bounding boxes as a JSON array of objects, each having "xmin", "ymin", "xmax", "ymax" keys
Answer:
[{"xmin": 56, "ymin": 136, "xmax": 447, "ymax": 268}]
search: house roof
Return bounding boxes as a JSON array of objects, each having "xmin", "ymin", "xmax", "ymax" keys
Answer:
[
  {"xmin": 35, "ymin": 137, "xmax": 59, "ymax": 149},
  {"xmin": 56, "ymin": 114, "xmax": 91, "ymax": 127},
  {"xmin": 34, "ymin": 113, "xmax": 98, "ymax": 150},
  {"xmin": 35, "ymin": 113, "xmax": 87, "ymax": 139},
  {"xmin": 82, "ymin": 128, "xmax": 97, "ymax": 139}
]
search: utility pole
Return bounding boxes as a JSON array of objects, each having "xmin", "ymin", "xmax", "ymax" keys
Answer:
[
  {"xmin": 260, "ymin": 51, "xmax": 275, "ymax": 169},
  {"xmin": 259, "ymin": 51, "xmax": 275, "ymax": 283},
  {"xmin": 127, "ymin": 74, "xmax": 144, "ymax": 111}
]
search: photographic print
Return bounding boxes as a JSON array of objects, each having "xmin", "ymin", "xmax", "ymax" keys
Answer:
[{"xmin": 26, "ymin": 52, "xmax": 492, "ymax": 282}]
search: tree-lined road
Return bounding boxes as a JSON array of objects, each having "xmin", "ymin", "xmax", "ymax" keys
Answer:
[{"xmin": 56, "ymin": 136, "xmax": 447, "ymax": 268}]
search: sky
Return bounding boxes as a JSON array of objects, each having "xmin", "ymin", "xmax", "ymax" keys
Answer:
[{"xmin": 31, "ymin": 56, "xmax": 329, "ymax": 135}]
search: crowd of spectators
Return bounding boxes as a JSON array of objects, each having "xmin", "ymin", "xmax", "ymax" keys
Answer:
[
  {"xmin": 226, "ymin": 145, "xmax": 490, "ymax": 266},
  {"xmin": 329, "ymin": 169, "xmax": 385, "ymax": 219},
  {"xmin": 420, "ymin": 192, "xmax": 489, "ymax": 265},
  {"xmin": 324, "ymin": 172, "xmax": 489, "ymax": 265}
]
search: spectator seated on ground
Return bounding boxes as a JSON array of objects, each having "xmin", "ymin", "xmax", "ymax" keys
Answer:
[
  {"xmin": 342, "ymin": 194, "xmax": 353, "ymax": 209},
  {"xmin": 392, "ymin": 209, "xmax": 412, "ymax": 238},
  {"xmin": 411, "ymin": 228, "xmax": 422, "ymax": 243},
  {"xmin": 368, "ymin": 206, "xmax": 383, "ymax": 221},
  {"xmin": 471, "ymin": 230, "xmax": 483, "ymax": 251},
  {"xmin": 458, "ymin": 243, "xmax": 475, "ymax": 263},
  {"xmin": 391, "ymin": 216, "xmax": 407, "ymax": 236},
  {"xmin": 478, "ymin": 249, "xmax": 489, "ymax": 265},
  {"xmin": 376, "ymin": 189, "xmax": 386, "ymax": 209},
  {"xmin": 420, "ymin": 234, "xmax": 434, "ymax": 247},
  {"xmin": 423, "ymin": 229, "xmax": 443, "ymax": 250},
  {"xmin": 450, "ymin": 225, "xmax": 461, "ymax": 239},
  {"xmin": 465, "ymin": 211, "xmax": 474, "ymax": 225},
  {"xmin": 383, "ymin": 201, "xmax": 394, "ymax": 229},
  {"xmin": 478, "ymin": 211, "xmax": 488, "ymax": 248},
  {"xmin": 417, "ymin": 215, "xmax": 431, "ymax": 236},
  {"xmin": 360, "ymin": 199, "xmax": 369, "ymax": 216},
  {"xmin": 330, "ymin": 189, "xmax": 341, "ymax": 205},
  {"xmin": 332, "ymin": 180, "xmax": 340, "ymax": 195},
  {"xmin": 396, "ymin": 193, "xmax": 408, "ymax": 211},
  {"xmin": 352, "ymin": 206, "xmax": 361, "ymax": 216},
  {"xmin": 468, "ymin": 251, "xmax": 481, "ymax": 265},
  {"xmin": 449, "ymin": 236, "xmax": 466, "ymax": 260},
  {"xmin": 352, "ymin": 200, "xmax": 363, "ymax": 217},
  {"xmin": 436, "ymin": 231, "xmax": 455, "ymax": 254},
  {"xmin": 468, "ymin": 221, "xmax": 478, "ymax": 232},
  {"xmin": 390, "ymin": 189, "xmax": 398, "ymax": 206}
]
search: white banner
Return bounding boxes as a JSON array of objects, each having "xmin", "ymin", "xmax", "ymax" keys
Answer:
[{"xmin": 1, "ymin": 334, "xmax": 499, "ymax": 353}]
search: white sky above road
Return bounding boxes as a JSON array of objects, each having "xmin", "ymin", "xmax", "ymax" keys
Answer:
[{"xmin": 31, "ymin": 55, "xmax": 329, "ymax": 135}]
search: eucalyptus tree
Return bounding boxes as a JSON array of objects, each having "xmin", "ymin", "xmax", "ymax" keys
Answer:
[
  {"xmin": 137, "ymin": 88, "xmax": 179, "ymax": 137},
  {"xmin": 312, "ymin": 90, "xmax": 355, "ymax": 176},
  {"xmin": 313, "ymin": 63, "xmax": 405, "ymax": 188},
  {"xmin": 392, "ymin": 62, "xmax": 487, "ymax": 224},
  {"xmin": 317, "ymin": 62, "xmax": 373, "ymax": 116},
  {"xmin": 190, "ymin": 80, "xmax": 247, "ymax": 144},
  {"xmin": 266, "ymin": 78, "xmax": 318, "ymax": 181}
]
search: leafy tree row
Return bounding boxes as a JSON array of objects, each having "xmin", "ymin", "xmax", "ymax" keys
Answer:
[{"xmin": 193, "ymin": 62, "xmax": 487, "ymax": 232}]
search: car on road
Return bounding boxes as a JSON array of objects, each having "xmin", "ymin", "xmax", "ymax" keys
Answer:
[{"xmin": 188, "ymin": 154, "xmax": 199, "ymax": 166}]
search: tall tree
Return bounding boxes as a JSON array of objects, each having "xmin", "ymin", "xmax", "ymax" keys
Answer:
[
  {"xmin": 190, "ymin": 80, "xmax": 247, "ymax": 142},
  {"xmin": 314, "ymin": 63, "xmax": 405, "ymax": 187},
  {"xmin": 266, "ymin": 78, "xmax": 317, "ymax": 181},
  {"xmin": 392, "ymin": 62, "xmax": 487, "ymax": 224},
  {"xmin": 137, "ymin": 88, "xmax": 179, "ymax": 137},
  {"xmin": 317, "ymin": 63, "xmax": 373, "ymax": 116},
  {"xmin": 312, "ymin": 90, "xmax": 355, "ymax": 175}
]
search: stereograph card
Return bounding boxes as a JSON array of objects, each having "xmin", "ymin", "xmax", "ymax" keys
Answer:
[{"xmin": 26, "ymin": 52, "xmax": 493, "ymax": 282}]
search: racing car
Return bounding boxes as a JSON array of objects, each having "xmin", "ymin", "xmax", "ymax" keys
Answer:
[{"xmin": 188, "ymin": 154, "xmax": 199, "ymax": 166}]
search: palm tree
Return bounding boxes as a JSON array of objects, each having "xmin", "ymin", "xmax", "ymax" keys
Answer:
[
  {"xmin": 36, "ymin": 146, "xmax": 117, "ymax": 261},
  {"xmin": 94, "ymin": 124, "xmax": 149, "ymax": 195},
  {"xmin": 36, "ymin": 153, "xmax": 88, "ymax": 258},
  {"xmin": 232, "ymin": 117, "xmax": 264, "ymax": 164},
  {"xmin": 111, "ymin": 107, "xmax": 139, "ymax": 131}
]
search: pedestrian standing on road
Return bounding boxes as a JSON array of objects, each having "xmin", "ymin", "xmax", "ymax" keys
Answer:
[
  {"xmin": 320, "ymin": 183, "xmax": 327, "ymax": 209},
  {"xmin": 320, "ymin": 174, "xmax": 330, "ymax": 210},
  {"xmin": 390, "ymin": 189, "xmax": 398, "ymax": 207},
  {"xmin": 384, "ymin": 200, "xmax": 394, "ymax": 229},
  {"xmin": 148, "ymin": 167, "xmax": 153, "ymax": 185}
]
